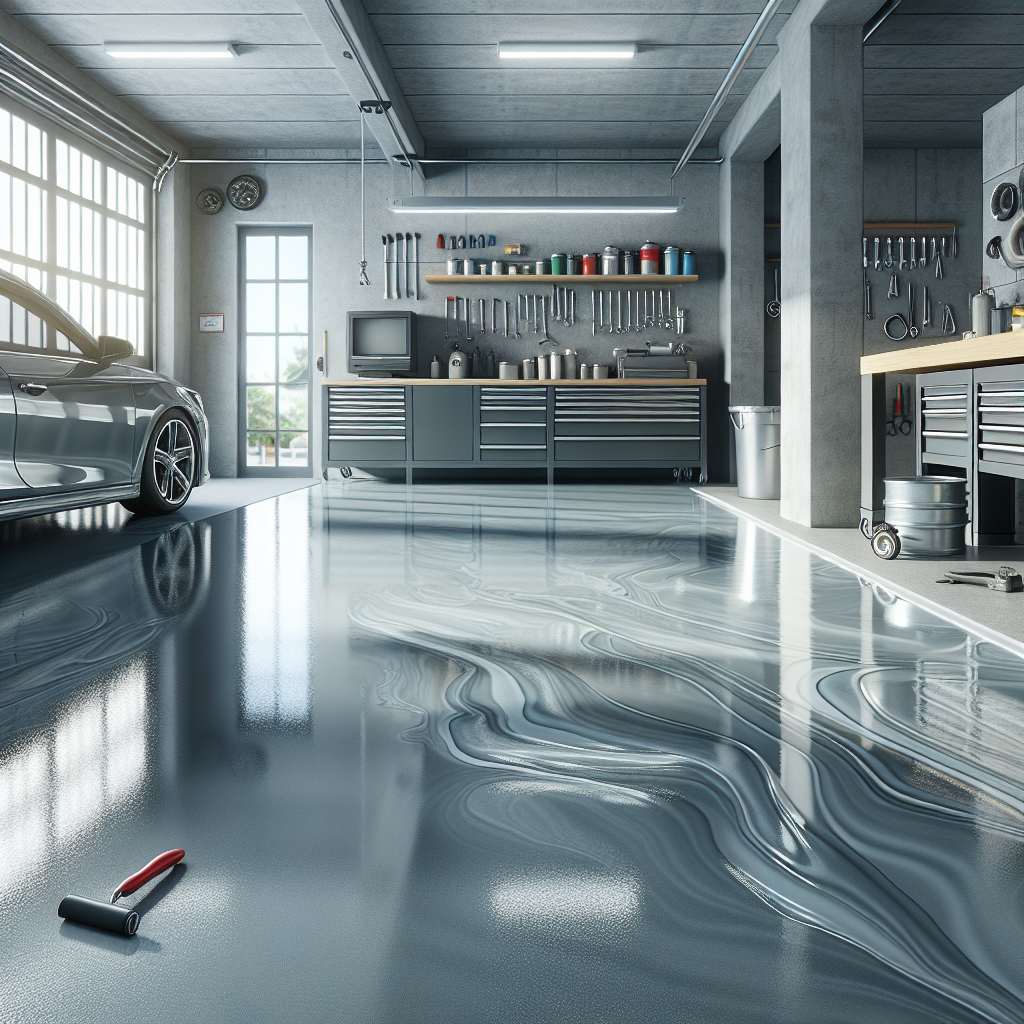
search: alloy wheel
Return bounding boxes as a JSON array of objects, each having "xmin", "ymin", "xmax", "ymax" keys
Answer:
[{"xmin": 153, "ymin": 418, "xmax": 195, "ymax": 504}]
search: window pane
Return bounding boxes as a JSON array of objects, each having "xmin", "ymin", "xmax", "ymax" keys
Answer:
[
  {"xmin": 0, "ymin": 171, "xmax": 9, "ymax": 251},
  {"xmin": 279, "ymin": 384, "xmax": 307, "ymax": 431},
  {"xmin": 278, "ymin": 336, "xmax": 307, "ymax": 383},
  {"xmin": 246, "ymin": 336, "xmax": 275, "ymax": 382},
  {"xmin": 246, "ymin": 235, "xmax": 275, "ymax": 280},
  {"xmin": 279, "ymin": 432, "xmax": 308, "ymax": 466},
  {"xmin": 246, "ymin": 282, "xmax": 275, "ymax": 333},
  {"xmin": 278, "ymin": 282, "xmax": 307, "ymax": 334},
  {"xmin": 278, "ymin": 235, "xmax": 307, "ymax": 280},
  {"xmin": 247, "ymin": 432, "xmax": 275, "ymax": 467},
  {"xmin": 246, "ymin": 385, "xmax": 275, "ymax": 431},
  {"xmin": 0, "ymin": 296, "xmax": 9, "ymax": 342}
]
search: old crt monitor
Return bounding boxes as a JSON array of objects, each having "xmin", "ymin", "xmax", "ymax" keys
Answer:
[{"xmin": 347, "ymin": 310, "xmax": 415, "ymax": 376}]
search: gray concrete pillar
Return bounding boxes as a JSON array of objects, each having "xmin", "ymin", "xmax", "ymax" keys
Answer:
[
  {"xmin": 720, "ymin": 159, "xmax": 765, "ymax": 407},
  {"xmin": 780, "ymin": 24, "xmax": 864, "ymax": 527}
]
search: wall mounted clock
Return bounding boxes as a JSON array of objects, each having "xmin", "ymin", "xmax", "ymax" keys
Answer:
[
  {"xmin": 196, "ymin": 187, "xmax": 224, "ymax": 215},
  {"xmin": 227, "ymin": 175, "xmax": 264, "ymax": 210}
]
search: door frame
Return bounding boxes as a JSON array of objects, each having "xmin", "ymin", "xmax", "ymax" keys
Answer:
[{"xmin": 237, "ymin": 225, "xmax": 313, "ymax": 478}]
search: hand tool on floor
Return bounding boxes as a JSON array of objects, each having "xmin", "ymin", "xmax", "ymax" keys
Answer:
[
  {"xmin": 923, "ymin": 285, "xmax": 931, "ymax": 326},
  {"xmin": 767, "ymin": 266, "xmax": 780, "ymax": 317},
  {"xmin": 58, "ymin": 849, "xmax": 185, "ymax": 937},
  {"xmin": 918, "ymin": 235, "xmax": 927, "ymax": 269},
  {"xmin": 382, "ymin": 235, "xmax": 390, "ymax": 300},
  {"xmin": 887, "ymin": 269, "xmax": 899, "ymax": 299},
  {"xmin": 413, "ymin": 233, "xmax": 420, "ymax": 299},
  {"xmin": 910, "ymin": 236, "xmax": 917, "ymax": 270},
  {"xmin": 864, "ymin": 271, "xmax": 873, "ymax": 320},
  {"xmin": 898, "ymin": 236, "xmax": 906, "ymax": 271},
  {"xmin": 885, "ymin": 237, "xmax": 893, "ymax": 268},
  {"xmin": 908, "ymin": 282, "xmax": 918, "ymax": 338},
  {"xmin": 862, "ymin": 237, "xmax": 868, "ymax": 269},
  {"xmin": 941, "ymin": 302, "xmax": 956, "ymax": 334},
  {"xmin": 874, "ymin": 237, "xmax": 881, "ymax": 272},
  {"xmin": 938, "ymin": 567, "xmax": 1022, "ymax": 592}
]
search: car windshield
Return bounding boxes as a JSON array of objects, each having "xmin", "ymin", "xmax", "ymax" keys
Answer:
[{"xmin": 0, "ymin": 267, "xmax": 99, "ymax": 360}]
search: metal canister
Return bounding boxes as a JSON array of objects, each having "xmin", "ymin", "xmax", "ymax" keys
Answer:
[
  {"xmin": 682, "ymin": 250, "xmax": 696, "ymax": 276},
  {"xmin": 640, "ymin": 241, "xmax": 660, "ymax": 274},
  {"xmin": 447, "ymin": 258, "xmax": 459, "ymax": 275},
  {"xmin": 478, "ymin": 262, "xmax": 490, "ymax": 275},
  {"xmin": 622, "ymin": 250, "xmax": 635, "ymax": 274},
  {"xmin": 491, "ymin": 260, "xmax": 504, "ymax": 276},
  {"xmin": 523, "ymin": 357, "xmax": 537, "ymax": 379},
  {"xmin": 581, "ymin": 253, "xmax": 597, "ymax": 275},
  {"xmin": 580, "ymin": 364, "xmax": 590, "ymax": 379},
  {"xmin": 535, "ymin": 259, "xmax": 550, "ymax": 275},
  {"xmin": 565, "ymin": 254, "xmax": 576, "ymax": 275},
  {"xmin": 549, "ymin": 352, "xmax": 562, "ymax": 379},
  {"xmin": 601, "ymin": 246, "xmax": 619, "ymax": 275},
  {"xmin": 663, "ymin": 246, "xmax": 680, "ymax": 275},
  {"xmin": 462, "ymin": 258, "xmax": 476, "ymax": 275},
  {"xmin": 551, "ymin": 253, "xmax": 567, "ymax": 275},
  {"xmin": 508, "ymin": 263, "xmax": 519, "ymax": 275}
]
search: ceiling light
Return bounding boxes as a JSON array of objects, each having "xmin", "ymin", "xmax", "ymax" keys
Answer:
[
  {"xmin": 104, "ymin": 42, "xmax": 237, "ymax": 59},
  {"xmin": 497, "ymin": 42, "xmax": 636, "ymax": 60},
  {"xmin": 388, "ymin": 196, "xmax": 682, "ymax": 215}
]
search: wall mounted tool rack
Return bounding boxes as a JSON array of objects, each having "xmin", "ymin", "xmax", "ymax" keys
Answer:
[{"xmin": 424, "ymin": 274, "xmax": 698, "ymax": 285}]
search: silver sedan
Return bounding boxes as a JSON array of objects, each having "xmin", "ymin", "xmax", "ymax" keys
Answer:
[{"xmin": 0, "ymin": 268, "xmax": 209, "ymax": 520}]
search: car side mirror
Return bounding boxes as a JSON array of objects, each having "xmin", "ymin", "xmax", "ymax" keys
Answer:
[{"xmin": 97, "ymin": 335, "xmax": 134, "ymax": 363}]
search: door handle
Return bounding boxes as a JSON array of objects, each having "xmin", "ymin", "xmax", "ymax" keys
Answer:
[{"xmin": 18, "ymin": 382, "xmax": 47, "ymax": 395}]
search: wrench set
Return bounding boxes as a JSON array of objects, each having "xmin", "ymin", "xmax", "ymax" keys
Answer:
[
  {"xmin": 382, "ymin": 231, "xmax": 421, "ymax": 300},
  {"xmin": 864, "ymin": 227, "xmax": 959, "ymax": 341}
]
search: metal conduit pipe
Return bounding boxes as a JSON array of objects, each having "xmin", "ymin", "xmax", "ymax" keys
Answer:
[
  {"xmin": 179, "ymin": 156, "xmax": 724, "ymax": 165},
  {"xmin": 671, "ymin": 0, "xmax": 788, "ymax": 178}
]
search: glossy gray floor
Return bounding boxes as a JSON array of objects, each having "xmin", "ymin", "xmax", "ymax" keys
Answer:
[{"xmin": 2, "ymin": 483, "xmax": 1023, "ymax": 1023}]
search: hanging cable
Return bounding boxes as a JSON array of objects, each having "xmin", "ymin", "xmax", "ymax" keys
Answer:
[{"xmin": 358, "ymin": 110, "xmax": 369, "ymax": 287}]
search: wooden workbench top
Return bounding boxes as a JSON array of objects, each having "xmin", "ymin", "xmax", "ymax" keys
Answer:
[
  {"xmin": 323, "ymin": 377, "xmax": 706, "ymax": 386},
  {"xmin": 860, "ymin": 332, "xmax": 1024, "ymax": 375}
]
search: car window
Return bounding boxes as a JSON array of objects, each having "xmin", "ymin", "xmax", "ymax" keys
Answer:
[
  {"xmin": 0, "ymin": 350, "xmax": 81, "ymax": 377},
  {"xmin": 0, "ymin": 293, "xmax": 86, "ymax": 357}
]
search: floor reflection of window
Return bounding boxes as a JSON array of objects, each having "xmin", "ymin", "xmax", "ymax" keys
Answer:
[
  {"xmin": 242, "ymin": 499, "xmax": 311, "ymax": 731},
  {"xmin": 0, "ymin": 662, "xmax": 148, "ymax": 896}
]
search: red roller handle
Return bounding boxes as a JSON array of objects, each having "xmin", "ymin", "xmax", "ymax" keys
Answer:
[{"xmin": 111, "ymin": 849, "xmax": 184, "ymax": 903}]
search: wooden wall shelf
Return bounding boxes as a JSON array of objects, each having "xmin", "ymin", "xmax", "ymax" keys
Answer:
[{"xmin": 424, "ymin": 274, "xmax": 698, "ymax": 285}]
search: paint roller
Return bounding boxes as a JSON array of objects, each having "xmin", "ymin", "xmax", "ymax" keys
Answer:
[{"xmin": 58, "ymin": 848, "xmax": 184, "ymax": 936}]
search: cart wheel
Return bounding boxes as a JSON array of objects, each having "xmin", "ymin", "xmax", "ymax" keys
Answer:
[
  {"xmin": 340, "ymin": 466, "xmax": 352, "ymax": 479},
  {"xmin": 870, "ymin": 526, "xmax": 901, "ymax": 560},
  {"xmin": 859, "ymin": 517, "xmax": 873, "ymax": 539},
  {"xmin": 672, "ymin": 467, "xmax": 681, "ymax": 481},
  {"xmin": 698, "ymin": 473, "xmax": 707, "ymax": 485}
]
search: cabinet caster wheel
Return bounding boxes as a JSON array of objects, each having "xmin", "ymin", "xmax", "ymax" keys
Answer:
[
  {"xmin": 698, "ymin": 473, "xmax": 707, "ymax": 485},
  {"xmin": 672, "ymin": 468, "xmax": 681, "ymax": 481},
  {"xmin": 340, "ymin": 466, "xmax": 352, "ymax": 479},
  {"xmin": 859, "ymin": 517, "xmax": 873, "ymax": 539},
  {"xmin": 870, "ymin": 525, "xmax": 901, "ymax": 560},
  {"xmin": 322, "ymin": 467, "xmax": 329, "ymax": 481}
]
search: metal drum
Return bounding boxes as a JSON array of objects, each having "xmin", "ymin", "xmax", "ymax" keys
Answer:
[
  {"xmin": 883, "ymin": 476, "xmax": 968, "ymax": 557},
  {"xmin": 729, "ymin": 406, "xmax": 780, "ymax": 499}
]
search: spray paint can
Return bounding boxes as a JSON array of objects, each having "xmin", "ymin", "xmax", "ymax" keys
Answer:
[
  {"xmin": 601, "ymin": 246, "xmax": 619, "ymax": 275},
  {"xmin": 622, "ymin": 251, "xmax": 635, "ymax": 274},
  {"xmin": 551, "ymin": 253, "xmax": 567, "ymax": 275},
  {"xmin": 491, "ymin": 260, "xmax": 504, "ymax": 275},
  {"xmin": 535, "ymin": 259, "xmax": 551, "ymax": 275},
  {"xmin": 682, "ymin": 250, "xmax": 696, "ymax": 276},
  {"xmin": 447, "ymin": 258, "xmax": 459, "ymax": 275},
  {"xmin": 663, "ymin": 246, "xmax": 680, "ymax": 275},
  {"xmin": 639, "ymin": 241, "xmax": 660, "ymax": 274},
  {"xmin": 581, "ymin": 253, "xmax": 597, "ymax": 275}
]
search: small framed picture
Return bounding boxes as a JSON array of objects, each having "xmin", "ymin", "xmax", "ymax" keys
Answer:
[{"xmin": 198, "ymin": 313, "xmax": 224, "ymax": 333}]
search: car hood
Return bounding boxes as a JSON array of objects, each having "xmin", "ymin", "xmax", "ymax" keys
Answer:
[{"xmin": 125, "ymin": 364, "xmax": 177, "ymax": 385}]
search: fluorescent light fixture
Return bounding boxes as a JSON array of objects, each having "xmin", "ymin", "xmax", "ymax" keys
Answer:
[
  {"xmin": 498, "ymin": 41, "xmax": 636, "ymax": 60},
  {"xmin": 388, "ymin": 196, "xmax": 683, "ymax": 215},
  {"xmin": 104, "ymin": 42, "xmax": 237, "ymax": 59}
]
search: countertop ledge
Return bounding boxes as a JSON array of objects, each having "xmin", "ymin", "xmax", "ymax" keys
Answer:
[
  {"xmin": 860, "ymin": 332, "xmax": 1024, "ymax": 375},
  {"xmin": 322, "ymin": 377, "xmax": 706, "ymax": 386}
]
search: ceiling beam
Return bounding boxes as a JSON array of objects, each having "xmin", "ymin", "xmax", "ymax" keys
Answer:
[{"xmin": 295, "ymin": 0, "xmax": 424, "ymax": 174}]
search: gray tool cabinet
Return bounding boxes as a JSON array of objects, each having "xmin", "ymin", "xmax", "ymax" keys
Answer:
[
  {"xmin": 916, "ymin": 363, "xmax": 1024, "ymax": 545},
  {"xmin": 322, "ymin": 379, "xmax": 707, "ymax": 484}
]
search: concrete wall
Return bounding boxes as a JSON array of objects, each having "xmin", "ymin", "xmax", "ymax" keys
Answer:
[
  {"xmin": 184, "ymin": 155, "xmax": 723, "ymax": 479},
  {"xmin": 863, "ymin": 148, "xmax": 982, "ymax": 478},
  {"xmin": 982, "ymin": 87, "xmax": 1024, "ymax": 307}
]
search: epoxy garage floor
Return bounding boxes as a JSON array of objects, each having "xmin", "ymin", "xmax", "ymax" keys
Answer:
[{"xmin": 2, "ymin": 483, "xmax": 1023, "ymax": 1023}]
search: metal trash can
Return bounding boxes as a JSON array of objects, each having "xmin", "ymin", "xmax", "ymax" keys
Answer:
[
  {"xmin": 883, "ymin": 476, "xmax": 968, "ymax": 557},
  {"xmin": 729, "ymin": 405, "xmax": 781, "ymax": 499}
]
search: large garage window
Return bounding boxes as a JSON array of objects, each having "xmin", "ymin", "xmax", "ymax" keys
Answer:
[
  {"xmin": 0, "ymin": 97, "xmax": 150, "ymax": 358},
  {"xmin": 239, "ymin": 227, "xmax": 311, "ymax": 476}
]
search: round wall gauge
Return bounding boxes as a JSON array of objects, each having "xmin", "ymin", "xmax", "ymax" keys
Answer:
[
  {"xmin": 196, "ymin": 187, "xmax": 224, "ymax": 215},
  {"xmin": 227, "ymin": 175, "xmax": 264, "ymax": 210}
]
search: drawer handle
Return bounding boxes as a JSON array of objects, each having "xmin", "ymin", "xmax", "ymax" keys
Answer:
[
  {"xmin": 979, "ymin": 442, "xmax": 1024, "ymax": 454},
  {"xmin": 921, "ymin": 430, "xmax": 968, "ymax": 438},
  {"xmin": 555, "ymin": 435, "xmax": 697, "ymax": 442},
  {"xmin": 480, "ymin": 444, "xmax": 547, "ymax": 450},
  {"xmin": 329, "ymin": 434, "xmax": 406, "ymax": 441},
  {"xmin": 980, "ymin": 424, "xmax": 1024, "ymax": 433}
]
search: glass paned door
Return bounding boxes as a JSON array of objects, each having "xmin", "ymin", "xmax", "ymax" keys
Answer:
[{"xmin": 239, "ymin": 228, "xmax": 311, "ymax": 475}]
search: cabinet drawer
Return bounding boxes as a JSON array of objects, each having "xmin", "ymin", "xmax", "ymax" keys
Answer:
[
  {"xmin": 480, "ymin": 446, "xmax": 547, "ymax": 462},
  {"xmin": 329, "ymin": 439, "xmax": 405, "ymax": 461},
  {"xmin": 555, "ymin": 420, "xmax": 698, "ymax": 438},
  {"xmin": 480, "ymin": 424, "xmax": 546, "ymax": 446},
  {"xmin": 555, "ymin": 439, "xmax": 700, "ymax": 462}
]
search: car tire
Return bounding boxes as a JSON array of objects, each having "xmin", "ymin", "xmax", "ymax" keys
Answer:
[{"xmin": 122, "ymin": 409, "xmax": 198, "ymax": 516}]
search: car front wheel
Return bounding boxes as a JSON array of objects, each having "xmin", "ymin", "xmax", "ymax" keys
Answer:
[{"xmin": 122, "ymin": 410, "xmax": 197, "ymax": 516}]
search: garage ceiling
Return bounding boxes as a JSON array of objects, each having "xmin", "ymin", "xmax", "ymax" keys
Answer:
[{"xmin": 0, "ymin": 0, "xmax": 1020, "ymax": 155}]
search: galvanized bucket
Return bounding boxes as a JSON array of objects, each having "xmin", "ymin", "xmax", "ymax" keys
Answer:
[{"xmin": 883, "ymin": 476, "xmax": 968, "ymax": 557}]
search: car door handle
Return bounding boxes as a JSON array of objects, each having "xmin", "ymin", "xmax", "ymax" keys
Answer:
[{"xmin": 19, "ymin": 382, "xmax": 47, "ymax": 395}]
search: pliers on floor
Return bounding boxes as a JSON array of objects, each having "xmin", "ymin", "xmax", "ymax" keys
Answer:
[{"xmin": 937, "ymin": 567, "xmax": 1023, "ymax": 592}]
